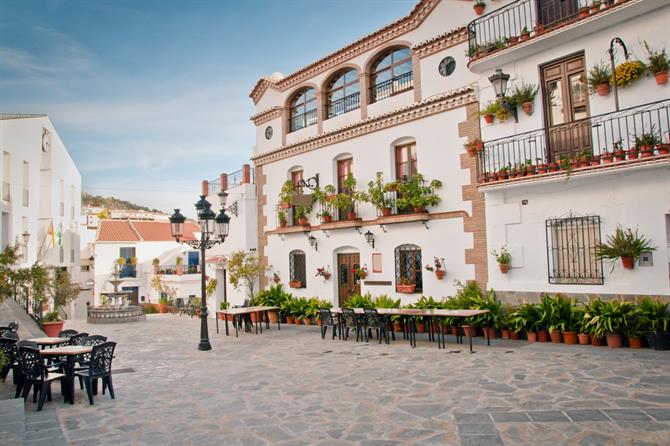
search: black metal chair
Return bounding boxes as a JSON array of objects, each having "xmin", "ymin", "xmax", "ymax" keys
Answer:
[
  {"xmin": 364, "ymin": 308, "xmax": 390, "ymax": 344},
  {"xmin": 1, "ymin": 331, "xmax": 18, "ymax": 340},
  {"xmin": 318, "ymin": 309, "xmax": 340, "ymax": 340},
  {"xmin": 76, "ymin": 335, "xmax": 108, "ymax": 390},
  {"xmin": 68, "ymin": 333, "xmax": 89, "ymax": 346},
  {"xmin": 341, "ymin": 308, "xmax": 362, "ymax": 342},
  {"xmin": 0, "ymin": 338, "xmax": 18, "ymax": 382},
  {"xmin": 8, "ymin": 321, "xmax": 19, "ymax": 332},
  {"xmin": 0, "ymin": 326, "xmax": 11, "ymax": 337},
  {"xmin": 75, "ymin": 341, "xmax": 117, "ymax": 405},
  {"xmin": 58, "ymin": 329, "xmax": 78, "ymax": 338},
  {"xmin": 17, "ymin": 346, "xmax": 65, "ymax": 411},
  {"xmin": 13, "ymin": 340, "xmax": 38, "ymax": 398}
]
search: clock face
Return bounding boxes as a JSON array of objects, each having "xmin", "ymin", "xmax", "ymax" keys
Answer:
[
  {"xmin": 438, "ymin": 56, "xmax": 456, "ymax": 77},
  {"xmin": 42, "ymin": 130, "xmax": 51, "ymax": 152},
  {"xmin": 265, "ymin": 126, "xmax": 273, "ymax": 140}
]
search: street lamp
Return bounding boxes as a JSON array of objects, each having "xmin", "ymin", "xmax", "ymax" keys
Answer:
[
  {"xmin": 169, "ymin": 195, "xmax": 231, "ymax": 351},
  {"xmin": 488, "ymin": 68, "xmax": 517, "ymax": 122},
  {"xmin": 364, "ymin": 230, "xmax": 375, "ymax": 249}
]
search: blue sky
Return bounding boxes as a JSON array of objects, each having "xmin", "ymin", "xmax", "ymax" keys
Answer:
[{"xmin": 0, "ymin": 0, "xmax": 414, "ymax": 217}]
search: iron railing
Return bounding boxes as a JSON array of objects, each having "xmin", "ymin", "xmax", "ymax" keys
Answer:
[
  {"xmin": 467, "ymin": 0, "xmax": 610, "ymax": 60},
  {"xmin": 545, "ymin": 214, "xmax": 603, "ymax": 285},
  {"xmin": 477, "ymin": 99, "xmax": 670, "ymax": 182},
  {"xmin": 119, "ymin": 265, "xmax": 137, "ymax": 278},
  {"xmin": 15, "ymin": 289, "xmax": 43, "ymax": 327},
  {"xmin": 207, "ymin": 167, "xmax": 255, "ymax": 195},
  {"xmin": 371, "ymin": 72, "xmax": 413, "ymax": 103},
  {"xmin": 327, "ymin": 92, "xmax": 360, "ymax": 119},
  {"xmin": 289, "ymin": 109, "xmax": 318, "ymax": 132},
  {"xmin": 316, "ymin": 200, "xmax": 360, "ymax": 223},
  {"xmin": 159, "ymin": 264, "xmax": 200, "ymax": 275}
]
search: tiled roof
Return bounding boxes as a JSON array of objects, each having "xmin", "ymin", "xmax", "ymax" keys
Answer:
[
  {"xmin": 0, "ymin": 114, "xmax": 47, "ymax": 120},
  {"xmin": 96, "ymin": 220, "xmax": 199, "ymax": 242}
]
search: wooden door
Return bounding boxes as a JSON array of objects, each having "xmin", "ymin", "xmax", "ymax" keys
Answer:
[
  {"xmin": 337, "ymin": 253, "xmax": 360, "ymax": 306},
  {"xmin": 542, "ymin": 54, "xmax": 591, "ymax": 162},
  {"xmin": 537, "ymin": 0, "xmax": 579, "ymax": 27}
]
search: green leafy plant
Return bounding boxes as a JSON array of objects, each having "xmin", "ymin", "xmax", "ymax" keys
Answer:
[
  {"xmin": 42, "ymin": 310, "xmax": 61, "ymax": 323},
  {"xmin": 227, "ymin": 250, "xmax": 268, "ymax": 301},
  {"xmin": 587, "ymin": 61, "xmax": 611, "ymax": 88},
  {"xmin": 634, "ymin": 131, "xmax": 661, "ymax": 149},
  {"xmin": 364, "ymin": 172, "xmax": 394, "ymax": 211},
  {"xmin": 596, "ymin": 226, "xmax": 656, "ymax": 265},
  {"xmin": 343, "ymin": 292, "xmax": 374, "ymax": 309},
  {"xmin": 510, "ymin": 82, "xmax": 538, "ymax": 105},
  {"xmin": 395, "ymin": 174, "xmax": 442, "ymax": 211},
  {"xmin": 643, "ymin": 41, "xmax": 669, "ymax": 75},
  {"xmin": 586, "ymin": 300, "xmax": 632, "ymax": 337},
  {"xmin": 279, "ymin": 180, "xmax": 296, "ymax": 205},
  {"xmin": 491, "ymin": 246, "xmax": 511, "ymax": 265},
  {"xmin": 637, "ymin": 297, "xmax": 669, "ymax": 333},
  {"xmin": 219, "ymin": 301, "xmax": 230, "ymax": 310},
  {"xmin": 510, "ymin": 303, "xmax": 540, "ymax": 333},
  {"xmin": 373, "ymin": 294, "xmax": 401, "ymax": 308},
  {"xmin": 479, "ymin": 101, "xmax": 500, "ymax": 117}
]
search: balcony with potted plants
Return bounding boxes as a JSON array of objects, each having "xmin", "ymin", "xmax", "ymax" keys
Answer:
[
  {"xmin": 312, "ymin": 174, "xmax": 364, "ymax": 231},
  {"xmin": 369, "ymin": 173, "xmax": 443, "ymax": 226},
  {"xmin": 476, "ymin": 98, "xmax": 670, "ymax": 189},
  {"xmin": 466, "ymin": 0, "xmax": 661, "ymax": 73}
]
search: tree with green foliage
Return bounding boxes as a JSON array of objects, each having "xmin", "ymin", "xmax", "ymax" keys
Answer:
[{"xmin": 227, "ymin": 250, "xmax": 266, "ymax": 302}]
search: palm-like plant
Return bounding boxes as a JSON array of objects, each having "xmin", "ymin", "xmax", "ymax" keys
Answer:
[
  {"xmin": 510, "ymin": 303, "xmax": 540, "ymax": 333},
  {"xmin": 596, "ymin": 226, "xmax": 655, "ymax": 270}
]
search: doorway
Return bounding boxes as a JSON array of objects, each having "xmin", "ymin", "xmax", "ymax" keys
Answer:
[
  {"xmin": 122, "ymin": 286, "xmax": 139, "ymax": 306},
  {"xmin": 537, "ymin": 0, "xmax": 580, "ymax": 28},
  {"xmin": 541, "ymin": 53, "xmax": 590, "ymax": 162},
  {"xmin": 337, "ymin": 253, "xmax": 360, "ymax": 306}
]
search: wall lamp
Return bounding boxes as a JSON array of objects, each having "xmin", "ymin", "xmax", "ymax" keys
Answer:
[
  {"xmin": 307, "ymin": 233, "xmax": 318, "ymax": 251},
  {"xmin": 364, "ymin": 230, "xmax": 375, "ymax": 249},
  {"xmin": 488, "ymin": 68, "xmax": 518, "ymax": 122}
]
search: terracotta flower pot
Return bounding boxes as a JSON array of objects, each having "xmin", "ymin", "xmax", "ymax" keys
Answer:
[
  {"xmin": 591, "ymin": 156, "xmax": 601, "ymax": 166},
  {"xmin": 484, "ymin": 327, "xmax": 496, "ymax": 340},
  {"xmin": 289, "ymin": 280, "xmax": 303, "ymax": 288},
  {"xmin": 303, "ymin": 318, "xmax": 312, "ymax": 326},
  {"xmin": 416, "ymin": 322, "xmax": 426, "ymax": 333},
  {"xmin": 298, "ymin": 217, "xmax": 309, "ymax": 225},
  {"xmin": 322, "ymin": 215, "xmax": 333, "ymax": 223},
  {"xmin": 639, "ymin": 146, "xmax": 654, "ymax": 158},
  {"xmin": 537, "ymin": 330, "xmax": 550, "ymax": 342},
  {"xmin": 397, "ymin": 284, "xmax": 416, "ymax": 293},
  {"xmin": 42, "ymin": 321, "xmax": 64, "ymax": 337},
  {"xmin": 474, "ymin": 5, "xmax": 485, "ymax": 15},
  {"xmin": 520, "ymin": 31, "xmax": 530, "ymax": 41},
  {"xmin": 606, "ymin": 333, "xmax": 623, "ymax": 348},
  {"xmin": 501, "ymin": 329, "xmax": 510, "ymax": 339},
  {"xmin": 657, "ymin": 143, "xmax": 670, "ymax": 155},
  {"xmin": 654, "ymin": 71, "xmax": 669, "ymax": 85},
  {"xmin": 614, "ymin": 150, "xmax": 626, "ymax": 162},
  {"xmin": 294, "ymin": 318, "xmax": 303, "ymax": 326},
  {"xmin": 627, "ymin": 149, "xmax": 639, "ymax": 160},
  {"xmin": 483, "ymin": 114, "xmax": 494, "ymax": 124},
  {"xmin": 347, "ymin": 211, "xmax": 357, "ymax": 220},
  {"xmin": 462, "ymin": 325, "xmax": 478, "ymax": 337},
  {"xmin": 158, "ymin": 303, "xmax": 169, "ymax": 314},
  {"xmin": 435, "ymin": 270, "xmax": 446, "ymax": 280},
  {"xmin": 591, "ymin": 336, "xmax": 605, "ymax": 346},
  {"xmin": 526, "ymin": 331, "xmax": 537, "ymax": 343},
  {"xmin": 286, "ymin": 316, "xmax": 295, "ymax": 324},
  {"xmin": 393, "ymin": 322, "xmax": 403, "ymax": 333},
  {"xmin": 550, "ymin": 331, "xmax": 562, "ymax": 343},
  {"xmin": 499, "ymin": 263, "xmax": 509, "ymax": 274},
  {"xmin": 382, "ymin": 208, "xmax": 392, "ymax": 217},
  {"xmin": 602, "ymin": 154, "xmax": 613, "ymax": 164},
  {"xmin": 510, "ymin": 331, "xmax": 520, "ymax": 340},
  {"xmin": 279, "ymin": 219, "xmax": 287, "ymax": 228},
  {"xmin": 563, "ymin": 332, "xmax": 578, "ymax": 345},
  {"xmin": 590, "ymin": 4, "xmax": 600, "ymax": 13},
  {"xmin": 621, "ymin": 256, "xmax": 634, "ymax": 270},
  {"xmin": 628, "ymin": 336, "xmax": 643, "ymax": 349},
  {"xmin": 521, "ymin": 101, "xmax": 534, "ymax": 115},
  {"xmin": 578, "ymin": 333, "xmax": 591, "ymax": 345},
  {"xmin": 579, "ymin": 7, "xmax": 589, "ymax": 18}
]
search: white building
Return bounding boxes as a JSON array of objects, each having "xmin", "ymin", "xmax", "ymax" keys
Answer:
[
  {"xmin": 0, "ymin": 114, "xmax": 83, "ymax": 316},
  {"xmin": 248, "ymin": 0, "xmax": 670, "ymax": 304},
  {"xmin": 93, "ymin": 219, "xmax": 201, "ymax": 306}
]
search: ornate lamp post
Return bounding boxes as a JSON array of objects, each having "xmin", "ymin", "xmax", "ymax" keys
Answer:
[{"xmin": 169, "ymin": 192, "xmax": 231, "ymax": 351}]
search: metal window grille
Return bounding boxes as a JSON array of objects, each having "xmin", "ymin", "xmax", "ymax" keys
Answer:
[
  {"xmin": 289, "ymin": 249, "xmax": 306, "ymax": 288},
  {"xmin": 545, "ymin": 214, "xmax": 603, "ymax": 285},
  {"xmin": 394, "ymin": 244, "xmax": 422, "ymax": 291}
]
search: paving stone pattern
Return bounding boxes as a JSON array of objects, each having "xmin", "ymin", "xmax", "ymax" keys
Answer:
[{"xmin": 2, "ymin": 314, "xmax": 670, "ymax": 445}]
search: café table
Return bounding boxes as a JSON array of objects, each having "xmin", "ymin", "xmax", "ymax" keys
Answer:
[
  {"xmin": 27, "ymin": 337, "xmax": 69, "ymax": 349},
  {"xmin": 215, "ymin": 306, "xmax": 280, "ymax": 337},
  {"xmin": 40, "ymin": 345, "xmax": 92, "ymax": 404}
]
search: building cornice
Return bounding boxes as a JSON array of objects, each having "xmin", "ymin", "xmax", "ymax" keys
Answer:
[
  {"xmin": 250, "ymin": 106, "xmax": 283, "ymax": 126},
  {"xmin": 252, "ymin": 86, "xmax": 476, "ymax": 166},
  {"xmin": 249, "ymin": 0, "xmax": 439, "ymax": 104},
  {"xmin": 412, "ymin": 27, "xmax": 468, "ymax": 58}
]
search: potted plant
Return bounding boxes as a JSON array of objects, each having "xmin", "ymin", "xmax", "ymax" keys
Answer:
[
  {"xmin": 365, "ymin": 172, "xmax": 394, "ymax": 216},
  {"xmin": 254, "ymin": 284, "xmax": 288, "ymax": 323},
  {"xmin": 279, "ymin": 180, "xmax": 295, "ymax": 209},
  {"xmin": 622, "ymin": 306, "xmax": 645, "ymax": 349},
  {"xmin": 643, "ymin": 41, "xmax": 669, "ymax": 85},
  {"xmin": 578, "ymin": 5, "xmax": 590, "ymax": 18},
  {"xmin": 520, "ymin": 26, "xmax": 530, "ymax": 41},
  {"xmin": 41, "ymin": 269, "xmax": 81, "ymax": 337},
  {"xmin": 315, "ymin": 267, "xmax": 331, "ymax": 280},
  {"xmin": 464, "ymin": 139, "xmax": 484, "ymax": 158},
  {"xmin": 395, "ymin": 174, "xmax": 442, "ymax": 213},
  {"xmin": 343, "ymin": 172, "xmax": 364, "ymax": 220},
  {"xmin": 596, "ymin": 225, "xmax": 656, "ymax": 270},
  {"xmin": 479, "ymin": 101, "xmax": 499, "ymax": 124},
  {"xmin": 499, "ymin": 304, "xmax": 514, "ymax": 339},
  {"xmin": 353, "ymin": 265, "xmax": 368, "ymax": 280},
  {"xmin": 582, "ymin": 298, "xmax": 606, "ymax": 346},
  {"xmin": 587, "ymin": 62, "xmax": 611, "ymax": 96},
  {"xmin": 473, "ymin": 291, "xmax": 501, "ymax": 341},
  {"xmin": 615, "ymin": 60, "xmax": 646, "ymax": 88},
  {"xmin": 294, "ymin": 205, "xmax": 311, "ymax": 226},
  {"xmin": 546, "ymin": 294, "xmax": 573, "ymax": 343},
  {"xmin": 491, "ymin": 246, "xmax": 511, "ymax": 273},
  {"xmin": 590, "ymin": 0, "xmax": 601, "ymax": 14},
  {"xmin": 272, "ymin": 272, "xmax": 281, "ymax": 284},
  {"xmin": 152, "ymin": 257, "xmax": 160, "ymax": 273},
  {"xmin": 396, "ymin": 277, "xmax": 416, "ymax": 293},
  {"xmin": 473, "ymin": 0, "xmax": 486, "ymax": 15},
  {"xmin": 510, "ymin": 82, "xmax": 538, "ymax": 115},
  {"xmin": 563, "ymin": 302, "xmax": 582, "ymax": 345},
  {"xmin": 635, "ymin": 131, "xmax": 660, "ymax": 158},
  {"xmin": 278, "ymin": 209, "xmax": 287, "ymax": 227},
  {"xmin": 594, "ymin": 300, "xmax": 632, "ymax": 348},
  {"xmin": 601, "ymin": 148, "xmax": 613, "ymax": 164},
  {"xmin": 627, "ymin": 146, "xmax": 639, "ymax": 160},
  {"xmin": 157, "ymin": 295, "xmax": 172, "ymax": 314},
  {"xmin": 289, "ymin": 279, "xmax": 302, "ymax": 289},
  {"xmin": 425, "ymin": 256, "xmax": 446, "ymax": 280},
  {"xmin": 613, "ymin": 140, "xmax": 626, "ymax": 162},
  {"xmin": 510, "ymin": 303, "xmax": 540, "ymax": 342},
  {"xmin": 639, "ymin": 297, "xmax": 669, "ymax": 350},
  {"xmin": 175, "ymin": 256, "xmax": 183, "ymax": 275}
]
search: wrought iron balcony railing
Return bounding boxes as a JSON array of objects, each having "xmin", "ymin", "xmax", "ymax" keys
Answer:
[
  {"xmin": 477, "ymin": 99, "xmax": 670, "ymax": 184},
  {"xmin": 370, "ymin": 72, "xmax": 413, "ymax": 103},
  {"xmin": 467, "ymin": 0, "xmax": 618, "ymax": 61},
  {"xmin": 327, "ymin": 92, "xmax": 360, "ymax": 119},
  {"xmin": 289, "ymin": 109, "xmax": 318, "ymax": 132}
]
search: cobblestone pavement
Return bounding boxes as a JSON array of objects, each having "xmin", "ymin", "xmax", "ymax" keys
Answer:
[{"xmin": 3, "ymin": 314, "xmax": 670, "ymax": 445}]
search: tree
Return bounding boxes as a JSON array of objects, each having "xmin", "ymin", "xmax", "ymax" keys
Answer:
[
  {"xmin": 0, "ymin": 244, "xmax": 20, "ymax": 302},
  {"xmin": 226, "ymin": 251, "xmax": 266, "ymax": 302},
  {"xmin": 150, "ymin": 274, "xmax": 176, "ymax": 304},
  {"xmin": 51, "ymin": 270, "xmax": 81, "ymax": 309}
]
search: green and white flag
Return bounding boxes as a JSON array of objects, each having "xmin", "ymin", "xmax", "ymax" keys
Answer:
[{"xmin": 57, "ymin": 223, "xmax": 62, "ymax": 246}]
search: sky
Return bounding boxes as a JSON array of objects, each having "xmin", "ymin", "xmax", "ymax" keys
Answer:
[{"xmin": 0, "ymin": 0, "xmax": 415, "ymax": 217}]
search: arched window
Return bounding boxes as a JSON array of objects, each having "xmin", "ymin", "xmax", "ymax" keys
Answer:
[
  {"xmin": 326, "ymin": 69, "xmax": 360, "ymax": 119},
  {"xmin": 370, "ymin": 47, "xmax": 413, "ymax": 102},
  {"xmin": 289, "ymin": 88, "xmax": 317, "ymax": 132},
  {"xmin": 289, "ymin": 249, "xmax": 306, "ymax": 288},
  {"xmin": 395, "ymin": 244, "xmax": 422, "ymax": 292}
]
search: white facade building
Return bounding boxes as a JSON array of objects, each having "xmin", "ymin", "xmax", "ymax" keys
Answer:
[{"xmin": 248, "ymin": 0, "xmax": 670, "ymax": 304}]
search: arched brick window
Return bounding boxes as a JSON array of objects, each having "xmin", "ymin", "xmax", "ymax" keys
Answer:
[
  {"xmin": 394, "ymin": 244, "xmax": 422, "ymax": 292},
  {"xmin": 289, "ymin": 249, "xmax": 306, "ymax": 288},
  {"xmin": 326, "ymin": 69, "xmax": 360, "ymax": 118},
  {"xmin": 289, "ymin": 88, "xmax": 317, "ymax": 132},
  {"xmin": 370, "ymin": 47, "xmax": 413, "ymax": 102}
]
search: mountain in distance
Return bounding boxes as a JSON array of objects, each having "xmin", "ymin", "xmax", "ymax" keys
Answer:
[{"xmin": 82, "ymin": 192, "xmax": 162, "ymax": 213}]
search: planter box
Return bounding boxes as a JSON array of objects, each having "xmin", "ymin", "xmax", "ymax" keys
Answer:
[
  {"xmin": 396, "ymin": 284, "xmax": 416, "ymax": 293},
  {"xmin": 42, "ymin": 321, "xmax": 64, "ymax": 337}
]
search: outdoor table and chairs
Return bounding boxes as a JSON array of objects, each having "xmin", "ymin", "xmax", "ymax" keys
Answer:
[
  {"xmin": 27, "ymin": 337, "xmax": 70, "ymax": 349},
  {"xmin": 215, "ymin": 306, "xmax": 280, "ymax": 337},
  {"xmin": 40, "ymin": 345, "xmax": 93, "ymax": 405},
  {"xmin": 329, "ymin": 307, "xmax": 491, "ymax": 353}
]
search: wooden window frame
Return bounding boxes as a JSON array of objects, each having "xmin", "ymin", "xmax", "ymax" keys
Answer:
[
  {"xmin": 370, "ymin": 47, "xmax": 413, "ymax": 102},
  {"xmin": 289, "ymin": 88, "xmax": 318, "ymax": 132},
  {"xmin": 394, "ymin": 143, "xmax": 417, "ymax": 182},
  {"xmin": 326, "ymin": 69, "xmax": 360, "ymax": 119}
]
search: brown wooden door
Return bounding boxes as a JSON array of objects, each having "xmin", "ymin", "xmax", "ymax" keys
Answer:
[
  {"xmin": 337, "ymin": 253, "xmax": 360, "ymax": 306},
  {"xmin": 542, "ymin": 54, "xmax": 591, "ymax": 162},
  {"xmin": 537, "ymin": 0, "xmax": 579, "ymax": 27}
]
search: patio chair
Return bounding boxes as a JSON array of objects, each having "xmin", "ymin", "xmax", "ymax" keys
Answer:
[
  {"xmin": 0, "ymin": 326, "xmax": 11, "ymax": 337},
  {"xmin": 0, "ymin": 338, "xmax": 18, "ymax": 382},
  {"xmin": 58, "ymin": 329, "xmax": 78, "ymax": 338},
  {"xmin": 68, "ymin": 333, "xmax": 89, "ymax": 346},
  {"xmin": 76, "ymin": 335, "xmax": 108, "ymax": 390},
  {"xmin": 1, "ymin": 331, "xmax": 18, "ymax": 340},
  {"xmin": 8, "ymin": 321, "xmax": 19, "ymax": 332},
  {"xmin": 17, "ymin": 346, "xmax": 65, "ymax": 411},
  {"xmin": 364, "ymin": 308, "xmax": 390, "ymax": 344},
  {"xmin": 341, "ymin": 308, "xmax": 362, "ymax": 342},
  {"xmin": 13, "ymin": 340, "xmax": 38, "ymax": 398},
  {"xmin": 75, "ymin": 341, "xmax": 117, "ymax": 405},
  {"xmin": 318, "ymin": 308, "xmax": 340, "ymax": 340}
]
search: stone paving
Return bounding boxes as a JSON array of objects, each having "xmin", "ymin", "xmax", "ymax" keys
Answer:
[{"xmin": 2, "ymin": 314, "xmax": 670, "ymax": 445}]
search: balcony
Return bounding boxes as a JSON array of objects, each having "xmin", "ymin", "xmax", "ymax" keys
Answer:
[
  {"xmin": 158, "ymin": 264, "xmax": 200, "ymax": 275},
  {"xmin": 467, "ymin": 0, "xmax": 659, "ymax": 73},
  {"xmin": 476, "ymin": 99, "xmax": 670, "ymax": 188},
  {"xmin": 289, "ymin": 109, "xmax": 317, "ymax": 133},
  {"xmin": 327, "ymin": 92, "xmax": 360, "ymax": 119},
  {"xmin": 370, "ymin": 72, "xmax": 413, "ymax": 103},
  {"xmin": 275, "ymin": 205, "xmax": 310, "ymax": 234}
]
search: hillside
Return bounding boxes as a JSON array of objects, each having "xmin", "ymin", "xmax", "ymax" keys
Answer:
[{"xmin": 82, "ymin": 192, "xmax": 161, "ymax": 212}]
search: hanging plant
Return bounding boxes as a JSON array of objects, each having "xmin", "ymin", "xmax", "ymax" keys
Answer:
[
  {"xmin": 473, "ymin": 0, "xmax": 486, "ymax": 15},
  {"xmin": 596, "ymin": 226, "xmax": 656, "ymax": 271},
  {"xmin": 510, "ymin": 82, "xmax": 538, "ymax": 115},
  {"xmin": 643, "ymin": 41, "xmax": 669, "ymax": 85},
  {"xmin": 586, "ymin": 62, "xmax": 611, "ymax": 96},
  {"xmin": 614, "ymin": 60, "xmax": 646, "ymax": 87},
  {"xmin": 315, "ymin": 267, "xmax": 331, "ymax": 280}
]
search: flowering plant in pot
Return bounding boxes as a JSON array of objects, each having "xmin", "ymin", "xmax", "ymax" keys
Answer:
[
  {"xmin": 615, "ymin": 60, "xmax": 646, "ymax": 87},
  {"xmin": 312, "ymin": 185, "xmax": 336, "ymax": 223},
  {"xmin": 288, "ymin": 279, "xmax": 303, "ymax": 289},
  {"xmin": 479, "ymin": 101, "xmax": 499, "ymax": 124},
  {"xmin": 473, "ymin": 0, "xmax": 486, "ymax": 15},
  {"xmin": 425, "ymin": 256, "xmax": 446, "ymax": 280},
  {"xmin": 587, "ymin": 61, "xmax": 611, "ymax": 96},
  {"xmin": 510, "ymin": 82, "xmax": 538, "ymax": 115},
  {"xmin": 596, "ymin": 225, "xmax": 656, "ymax": 271},
  {"xmin": 396, "ymin": 277, "xmax": 416, "ymax": 294},
  {"xmin": 491, "ymin": 246, "xmax": 511, "ymax": 273},
  {"xmin": 638, "ymin": 297, "xmax": 669, "ymax": 350},
  {"xmin": 464, "ymin": 139, "xmax": 484, "ymax": 157},
  {"xmin": 279, "ymin": 180, "xmax": 295, "ymax": 209},
  {"xmin": 315, "ymin": 266, "xmax": 331, "ymax": 280},
  {"xmin": 272, "ymin": 272, "xmax": 281, "ymax": 284},
  {"xmin": 643, "ymin": 40, "xmax": 669, "ymax": 85},
  {"xmin": 364, "ymin": 172, "xmax": 394, "ymax": 217},
  {"xmin": 395, "ymin": 174, "xmax": 442, "ymax": 214},
  {"xmin": 352, "ymin": 265, "xmax": 368, "ymax": 280}
]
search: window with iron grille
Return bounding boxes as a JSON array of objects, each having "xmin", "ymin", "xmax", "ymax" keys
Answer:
[
  {"xmin": 545, "ymin": 214, "xmax": 603, "ymax": 285},
  {"xmin": 394, "ymin": 244, "xmax": 422, "ymax": 292},
  {"xmin": 289, "ymin": 249, "xmax": 306, "ymax": 288}
]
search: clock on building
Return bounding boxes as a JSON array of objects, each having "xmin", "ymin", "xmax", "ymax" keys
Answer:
[
  {"xmin": 42, "ymin": 130, "xmax": 51, "ymax": 152},
  {"xmin": 265, "ymin": 126, "xmax": 273, "ymax": 140},
  {"xmin": 438, "ymin": 56, "xmax": 456, "ymax": 77}
]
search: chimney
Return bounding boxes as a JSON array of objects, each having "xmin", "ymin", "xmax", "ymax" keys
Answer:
[
  {"xmin": 219, "ymin": 173, "xmax": 228, "ymax": 192},
  {"xmin": 242, "ymin": 164, "xmax": 251, "ymax": 184},
  {"xmin": 201, "ymin": 180, "xmax": 209, "ymax": 196}
]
